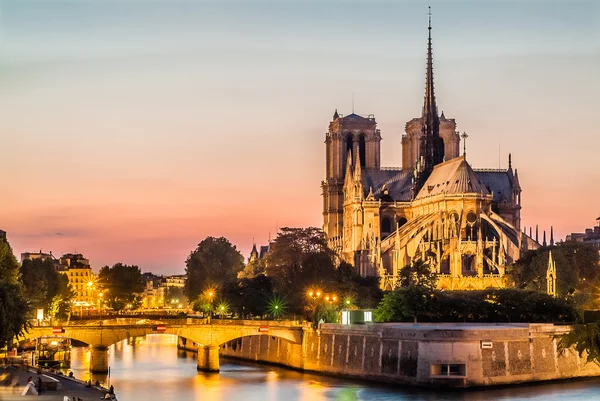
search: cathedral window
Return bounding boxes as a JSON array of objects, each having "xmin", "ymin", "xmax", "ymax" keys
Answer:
[
  {"xmin": 345, "ymin": 134, "xmax": 353, "ymax": 164},
  {"xmin": 358, "ymin": 134, "xmax": 366, "ymax": 168},
  {"xmin": 381, "ymin": 217, "xmax": 392, "ymax": 237}
]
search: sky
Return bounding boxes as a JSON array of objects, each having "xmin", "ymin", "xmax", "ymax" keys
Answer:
[{"xmin": 0, "ymin": 0, "xmax": 598, "ymax": 275}]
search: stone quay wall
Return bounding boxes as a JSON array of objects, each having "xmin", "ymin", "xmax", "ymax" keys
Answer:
[{"xmin": 216, "ymin": 323, "xmax": 600, "ymax": 387}]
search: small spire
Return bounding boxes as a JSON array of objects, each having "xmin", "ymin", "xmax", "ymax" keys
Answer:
[
  {"xmin": 333, "ymin": 109, "xmax": 339, "ymax": 120},
  {"xmin": 508, "ymin": 153, "xmax": 512, "ymax": 170},
  {"xmin": 536, "ymin": 225, "xmax": 539, "ymax": 243},
  {"xmin": 550, "ymin": 226, "xmax": 554, "ymax": 246},
  {"xmin": 440, "ymin": 110, "xmax": 445, "ymax": 119},
  {"xmin": 345, "ymin": 151, "xmax": 353, "ymax": 179},
  {"xmin": 461, "ymin": 132, "xmax": 468, "ymax": 157},
  {"xmin": 354, "ymin": 151, "xmax": 362, "ymax": 179},
  {"xmin": 367, "ymin": 187, "xmax": 375, "ymax": 200},
  {"xmin": 543, "ymin": 230, "xmax": 547, "ymax": 247},
  {"xmin": 547, "ymin": 250, "xmax": 557, "ymax": 297},
  {"xmin": 529, "ymin": 227, "xmax": 532, "ymax": 238}
]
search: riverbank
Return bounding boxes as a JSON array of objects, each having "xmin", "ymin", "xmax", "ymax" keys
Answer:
[
  {"xmin": 0, "ymin": 364, "xmax": 108, "ymax": 401},
  {"xmin": 216, "ymin": 323, "xmax": 600, "ymax": 388}
]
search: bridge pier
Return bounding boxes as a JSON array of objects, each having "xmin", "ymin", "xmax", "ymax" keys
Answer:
[
  {"xmin": 197, "ymin": 345, "xmax": 219, "ymax": 372},
  {"xmin": 90, "ymin": 346, "xmax": 109, "ymax": 373}
]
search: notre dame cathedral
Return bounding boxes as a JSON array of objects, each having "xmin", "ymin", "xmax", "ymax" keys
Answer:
[{"xmin": 321, "ymin": 16, "xmax": 539, "ymax": 290}]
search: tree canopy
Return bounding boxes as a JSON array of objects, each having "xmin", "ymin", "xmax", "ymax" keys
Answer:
[
  {"xmin": 98, "ymin": 263, "xmax": 144, "ymax": 311},
  {"xmin": 375, "ymin": 287, "xmax": 578, "ymax": 323},
  {"xmin": 0, "ymin": 237, "xmax": 29, "ymax": 347},
  {"xmin": 507, "ymin": 242, "xmax": 599, "ymax": 300},
  {"xmin": 20, "ymin": 258, "xmax": 64, "ymax": 309},
  {"xmin": 184, "ymin": 236, "xmax": 245, "ymax": 301},
  {"xmin": 0, "ymin": 238, "xmax": 20, "ymax": 285}
]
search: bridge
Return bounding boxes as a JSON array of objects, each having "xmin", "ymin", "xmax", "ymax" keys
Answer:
[{"xmin": 20, "ymin": 319, "xmax": 306, "ymax": 373}]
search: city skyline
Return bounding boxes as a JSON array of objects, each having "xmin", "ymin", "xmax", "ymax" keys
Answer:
[{"xmin": 1, "ymin": 1, "xmax": 598, "ymax": 274}]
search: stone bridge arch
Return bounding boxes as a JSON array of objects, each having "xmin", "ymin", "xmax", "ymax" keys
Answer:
[{"xmin": 22, "ymin": 322, "xmax": 305, "ymax": 373}]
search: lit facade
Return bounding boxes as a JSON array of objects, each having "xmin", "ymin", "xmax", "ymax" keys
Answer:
[
  {"xmin": 59, "ymin": 254, "xmax": 94, "ymax": 305},
  {"xmin": 321, "ymin": 19, "xmax": 539, "ymax": 290}
]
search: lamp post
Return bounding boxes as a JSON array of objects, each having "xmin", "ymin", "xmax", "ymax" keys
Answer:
[{"xmin": 208, "ymin": 291, "xmax": 214, "ymax": 324}]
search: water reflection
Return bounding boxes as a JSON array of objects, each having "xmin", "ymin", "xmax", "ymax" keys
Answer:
[{"xmin": 63, "ymin": 334, "xmax": 600, "ymax": 401}]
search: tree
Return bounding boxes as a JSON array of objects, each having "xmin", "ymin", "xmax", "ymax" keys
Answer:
[
  {"xmin": 263, "ymin": 227, "xmax": 337, "ymax": 314},
  {"xmin": 0, "ymin": 238, "xmax": 20, "ymax": 285},
  {"xmin": 399, "ymin": 259, "xmax": 438, "ymax": 290},
  {"xmin": 559, "ymin": 323, "xmax": 600, "ymax": 366},
  {"xmin": 48, "ymin": 274, "xmax": 74, "ymax": 320},
  {"xmin": 331, "ymin": 261, "xmax": 382, "ymax": 309},
  {"xmin": 20, "ymin": 258, "xmax": 63, "ymax": 309},
  {"xmin": 507, "ymin": 242, "xmax": 599, "ymax": 299},
  {"xmin": 98, "ymin": 263, "xmax": 144, "ymax": 311},
  {"xmin": 184, "ymin": 237, "xmax": 245, "ymax": 301},
  {"xmin": 164, "ymin": 286, "xmax": 186, "ymax": 307},
  {"xmin": 0, "ymin": 282, "xmax": 30, "ymax": 348},
  {"xmin": 0, "ymin": 238, "xmax": 29, "ymax": 347},
  {"xmin": 238, "ymin": 258, "xmax": 266, "ymax": 279},
  {"xmin": 375, "ymin": 286, "xmax": 434, "ymax": 323}
]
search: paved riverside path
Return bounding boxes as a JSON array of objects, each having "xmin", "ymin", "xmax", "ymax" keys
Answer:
[{"xmin": 0, "ymin": 365, "xmax": 108, "ymax": 401}]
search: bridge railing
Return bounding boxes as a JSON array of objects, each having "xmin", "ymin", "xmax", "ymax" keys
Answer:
[{"xmin": 40, "ymin": 318, "xmax": 307, "ymax": 328}]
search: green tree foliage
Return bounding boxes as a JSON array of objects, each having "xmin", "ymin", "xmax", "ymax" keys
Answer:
[
  {"xmin": 313, "ymin": 302, "xmax": 339, "ymax": 324},
  {"xmin": 48, "ymin": 272, "xmax": 75, "ymax": 320},
  {"xmin": 399, "ymin": 259, "xmax": 438, "ymax": 290},
  {"xmin": 184, "ymin": 237, "xmax": 244, "ymax": 301},
  {"xmin": 375, "ymin": 286, "xmax": 434, "ymax": 323},
  {"xmin": 98, "ymin": 263, "xmax": 144, "ymax": 311},
  {"xmin": 508, "ymin": 242, "xmax": 599, "ymax": 299},
  {"xmin": 164, "ymin": 286, "xmax": 186, "ymax": 307},
  {"xmin": 375, "ymin": 288, "xmax": 578, "ymax": 323},
  {"xmin": 264, "ymin": 227, "xmax": 336, "ymax": 294},
  {"xmin": 332, "ymin": 261, "xmax": 382, "ymax": 310},
  {"xmin": 0, "ymin": 282, "xmax": 30, "ymax": 348},
  {"xmin": 261, "ymin": 228, "xmax": 383, "ymax": 318},
  {"xmin": 559, "ymin": 323, "xmax": 600, "ymax": 366},
  {"xmin": 0, "ymin": 237, "xmax": 29, "ymax": 347},
  {"xmin": 20, "ymin": 258, "xmax": 64, "ymax": 309},
  {"xmin": 221, "ymin": 274, "xmax": 274, "ymax": 318},
  {"xmin": 0, "ymin": 238, "xmax": 20, "ymax": 285},
  {"xmin": 238, "ymin": 258, "xmax": 266, "ymax": 279}
]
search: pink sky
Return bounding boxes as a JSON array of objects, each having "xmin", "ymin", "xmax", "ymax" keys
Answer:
[{"xmin": 1, "ymin": 2, "xmax": 598, "ymax": 274}]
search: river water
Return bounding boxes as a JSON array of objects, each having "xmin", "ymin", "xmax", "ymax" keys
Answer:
[{"xmin": 64, "ymin": 334, "xmax": 600, "ymax": 401}]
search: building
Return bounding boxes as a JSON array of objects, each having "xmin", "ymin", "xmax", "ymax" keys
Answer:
[
  {"xmin": 58, "ymin": 254, "xmax": 94, "ymax": 306},
  {"xmin": 141, "ymin": 278, "xmax": 165, "ymax": 309},
  {"xmin": 321, "ymin": 15, "xmax": 539, "ymax": 291},
  {"xmin": 21, "ymin": 251, "xmax": 58, "ymax": 266},
  {"xmin": 162, "ymin": 274, "xmax": 187, "ymax": 288},
  {"xmin": 566, "ymin": 217, "xmax": 600, "ymax": 252}
]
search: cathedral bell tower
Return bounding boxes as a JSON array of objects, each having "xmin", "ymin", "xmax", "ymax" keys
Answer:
[{"xmin": 322, "ymin": 110, "xmax": 381, "ymax": 243}]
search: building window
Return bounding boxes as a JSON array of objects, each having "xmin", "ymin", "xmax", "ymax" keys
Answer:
[
  {"xmin": 358, "ymin": 133, "xmax": 366, "ymax": 168},
  {"xmin": 430, "ymin": 363, "xmax": 466, "ymax": 377},
  {"xmin": 381, "ymin": 217, "xmax": 392, "ymax": 236}
]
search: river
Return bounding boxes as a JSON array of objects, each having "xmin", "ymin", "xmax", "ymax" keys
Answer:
[{"xmin": 64, "ymin": 334, "xmax": 600, "ymax": 401}]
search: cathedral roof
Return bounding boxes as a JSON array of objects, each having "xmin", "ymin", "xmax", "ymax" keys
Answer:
[
  {"xmin": 415, "ymin": 156, "xmax": 489, "ymax": 200},
  {"xmin": 361, "ymin": 169, "xmax": 413, "ymax": 202},
  {"xmin": 343, "ymin": 113, "xmax": 369, "ymax": 120},
  {"xmin": 475, "ymin": 170, "xmax": 514, "ymax": 203}
]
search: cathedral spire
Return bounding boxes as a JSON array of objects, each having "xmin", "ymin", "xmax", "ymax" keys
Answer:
[
  {"xmin": 422, "ymin": 6, "xmax": 438, "ymax": 125},
  {"xmin": 413, "ymin": 7, "xmax": 443, "ymax": 198}
]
